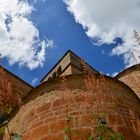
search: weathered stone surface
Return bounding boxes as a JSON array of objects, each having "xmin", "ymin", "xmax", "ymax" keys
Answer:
[
  {"xmin": 116, "ymin": 64, "xmax": 140, "ymax": 99},
  {"xmin": 3, "ymin": 75, "xmax": 140, "ymax": 140}
]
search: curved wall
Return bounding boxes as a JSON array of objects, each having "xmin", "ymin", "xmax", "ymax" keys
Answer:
[
  {"xmin": 3, "ymin": 75, "xmax": 140, "ymax": 140},
  {"xmin": 116, "ymin": 64, "xmax": 140, "ymax": 99}
]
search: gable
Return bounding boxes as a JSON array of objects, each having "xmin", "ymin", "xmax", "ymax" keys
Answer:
[
  {"xmin": 41, "ymin": 50, "xmax": 99, "ymax": 83},
  {"xmin": 0, "ymin": 66, "xmax": 33, "ymax": 97}
]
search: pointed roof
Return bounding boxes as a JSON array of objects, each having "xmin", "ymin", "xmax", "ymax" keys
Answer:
[
  {"xmin": 41, "ymin": 50, "xmax": 99, "ymax": 83},
  {"xmin": 0, "ymin": 65, "xmax": 32, "ymax": 88},
  {"xmin": 0, "ymin": 65, "xmax": 33, "ymax": 98}
]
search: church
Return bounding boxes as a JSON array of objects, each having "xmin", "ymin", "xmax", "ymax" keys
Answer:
[{"xmin": 1, "ymin": 50, "xmax": 140, "ymax": 140}]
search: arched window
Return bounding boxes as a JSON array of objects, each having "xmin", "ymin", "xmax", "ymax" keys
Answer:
[{"xmin": 57, "ymin": 66, "xmax": 62, "ymax": 75}]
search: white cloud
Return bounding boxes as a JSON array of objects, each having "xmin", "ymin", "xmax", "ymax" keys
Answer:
[
  {"xmin": 64, "ymin": 0, "xmax": 140, "ymax": 67},
  {"xmin": 111, "ymin": 72, "xmax": 119, "ymax": 77},
  {"xmin": 33, "ymin": 0, "xmax": 46, "ymax": 4},
  {"xmin": 0, "ymin": 0, "xmax": 53, "ymax": 70},
  {"xmin": 106, "ymin": 73, "xmax": 110, "ymax": 76},
  {"xmin": 31, "ymin": 77, "xmax": 38, "ymax": 85}
]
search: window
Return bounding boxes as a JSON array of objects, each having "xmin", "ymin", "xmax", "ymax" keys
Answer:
[{"xmin": 57, "ymin": 66, "xmax": 62, "ymax": 75}]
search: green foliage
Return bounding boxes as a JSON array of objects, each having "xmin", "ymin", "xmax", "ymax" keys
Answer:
[
  {"xmin": 96, "ymin": 136, "xmax": 103, "ymax": 140},
  {"xmin": 11, "ymin": 133, "xmax": 22, "ymax": 140},
  {"xmin": 98, "ymin": 117, "xmax": 107, "ymax": 125},
  {"xmin": 0, "ymin": 112, "xmax": 9, "ymax": 124},
  {"xmin": 64, "ymin": 127, "xmax": 71, "ymax": 134},
  {"xmin": 0, "ymin": 108, "xmax": 22, "ymax": 140},
  {"xmin": 86, "ymin": 117, "xmax": 125, "ymax": 140},
  {"xmin": 0, "ymin": 126, "xmax": 6, "ymax": 134},
  {"xmin": 0, "ymin": 107, "xmax": 12, "ymax": 126},
  {"xmin": 88, "ymin": 136, "xmax": 94, "ymax": 140},
  {"xmin": 96, "ymin": 117, "xmax": 125, "ymax": 140},
  {"xmin": 6, "ymin": 107, "xmax": 12, "ymax": 114},
  {"xmin": 115, "ymin": 133, "xmax": 125, "ymax": 140},
  {"xmin": 64, "ymin": 127, "xmax": 71, "ymax": 140},
  {"xmin": 0, "ymin": 109, "xmax": 11, "ymax": 135}
]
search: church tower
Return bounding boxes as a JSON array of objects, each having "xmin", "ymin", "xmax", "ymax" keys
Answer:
[{"xmin": 41, "ymin": 50, "xmax": 99, "ymax": 83}]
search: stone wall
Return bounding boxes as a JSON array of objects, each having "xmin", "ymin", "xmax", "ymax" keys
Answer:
[
  {"xmin": 41, "ymin": 52, "xmax": 71, "ymax": 83},
  {"xmin": 41, "ymin": 50, "xmax": 99, "ymax": 83},
  {"xmin": 0, "ymin": 66, "xmax": 32, "ymax": 97},
  {"xmin": 0, "ymin": 67, "xmax": 33, "ymax": 111},
  {"xmin": 116, "ymin": 64, "xmax": 140, "ymax": 99},
  {"xmin": 3, "ymin": 75, "xmax": 140, "ymax": 140}
]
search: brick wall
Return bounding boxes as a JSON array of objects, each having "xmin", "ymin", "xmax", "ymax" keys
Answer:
[{"xmin": 3, "ymin": 75, "xmax": 140, "ymax": 140}]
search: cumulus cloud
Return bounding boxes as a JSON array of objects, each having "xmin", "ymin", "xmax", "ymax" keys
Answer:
[
  {"xmin": 64, "ymin": 0, "xmax": 140, "ymax": 67},
  {"xmin": 0, "ymin": 0, "xmax": 53, "ymax": 70}
]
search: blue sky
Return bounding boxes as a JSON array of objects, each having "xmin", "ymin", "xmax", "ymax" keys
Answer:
[{"xmin": 1, "ymin": 0, "xmax": 140, "ymax": 86}]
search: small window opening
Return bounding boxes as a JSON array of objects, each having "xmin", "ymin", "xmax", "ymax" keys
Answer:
[{"xmin": 57, "ymin": 66, "xmax": 62, "ymax": 75}]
